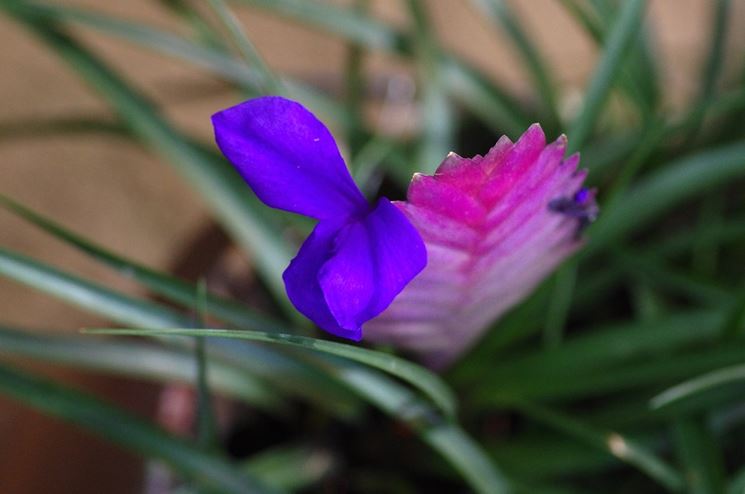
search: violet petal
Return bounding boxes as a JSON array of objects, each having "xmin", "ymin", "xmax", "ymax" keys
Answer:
[
  {"xmin": 212, "ymin": 96, "xmax": 367, "ymax": 219},
  {"xmin": 319, "ymin": 198, "xmax": 427, "ymax": 337},
  {"xmin": 282, "ymin": 218, "xmax": 361, "ymax": 340}
]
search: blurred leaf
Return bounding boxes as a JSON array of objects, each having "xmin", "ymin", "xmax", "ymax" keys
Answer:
[
  {"xmin": 652, "ymin": 363, "xmax": 745, "ymax": 411},
  {"xmin": 470, "ymin": 0, "xmax": 561, "ymax": 130},
  {"xmin": 440, "ymin": 58, "xmax": 530, "ymax": 137},
  {"xmin": 5, "ymin": 1, "xmax": 342, "ymax": 123},
  {"xmin": 567, "ymin": 0, "xmax": 647, "ymax": 151},
  {"xmin": 673, "ymin": 417, "xmax": 726, "ymax": 494},
  {"xmin": 406, "ymin": 0, "xmax": 454, "ymax": 174},
  {"xmin": 497, "ymin": 399, "xmax": 685, "ymax": 492},
  {"xmin": 238, "ymin": 0, "xmax": 532, "ymax": 136},
  {"xmin": 543, "ymin": 262, "xmax": 577, "ymax": 348},
  {"xmin": 0, "ymin": 193, "xmax": 278, "ymax": 331},
  {"xmin": 194, "ymin": 281, "xmax": 218, "ymax": 450},
  {"xmin": 299, "ymin": 352, "xmax": 512, "ymax": 494},
  {"xmin": 242, "ymin": 444, "xmax": 335, "ymax": 490},
  {"xmin": 561, "ymin": 0, "xmax": 659, "ymax": 120},
  {"xmin": 0, "ymin": 362, "xmax": 281, "ymax": 494},
  {"xmin": 86, "ymin": 326, "xmax": 457, "ymax": 419},
  {"xmin": 475, "ymin": 310, "xmax": 731, "ymax": 399},
  {"xmin": 484, "ymin": 340, "xmax": 745, "ymax": 404},
  {"xmin": 0, "ymin": 115, "xmax": 126, "ymax": 140},
  {"xmin": 613, "ymin": 248, "xmax": 732, "ymax": 306},
  {"xmin": 0, "ymin": 324, "xmax": 282, "ymax": 409},
  {"xmin": 0, "ymin": 247, "xmax": 361, "ymax": 416},
  {"xmin": 206, "ymin": 0, "xmax": 283, "ymax": 94},
  {"xmin": 686, "ymin": 0, "xmax": 732, "ymax": 137},
  {"xmin": 2, "ymin": 5, "xmax": 298, "ymax": 313},
  {"xmin": 588, "ymin": 141, "xmax": 745, "ymax": 253},
  {"xmin": 236, "ymin": 0, "xmax": 409, "ymax": 53}
]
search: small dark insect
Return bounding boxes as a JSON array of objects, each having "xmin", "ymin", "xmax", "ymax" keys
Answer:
[{"xmin": 548, "ymin": 187, "xmax": 599, "ymax": 237}]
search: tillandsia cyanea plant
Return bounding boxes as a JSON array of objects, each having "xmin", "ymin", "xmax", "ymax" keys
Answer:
[
  {"xmin": 213, "ymin": 96, "xmax": 597, "ymax": 367},
  {"xmin": 3, "ymin": 0, "xmax": 745, "ymax": 493}
]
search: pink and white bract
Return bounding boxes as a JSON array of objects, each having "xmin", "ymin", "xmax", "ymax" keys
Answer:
[{"xmin": 365, "ymin": 124, "xmax": 597, "ymax": 368}]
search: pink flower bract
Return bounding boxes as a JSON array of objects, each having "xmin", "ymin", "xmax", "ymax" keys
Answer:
[{"xmin": 364, "ymin": 124, "xmax": 597, "ymax": 368}]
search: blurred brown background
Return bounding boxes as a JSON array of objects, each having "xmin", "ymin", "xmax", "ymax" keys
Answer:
[{"xmin": 1, "ymin": 1, "xmax": 744, "ymax": 492}]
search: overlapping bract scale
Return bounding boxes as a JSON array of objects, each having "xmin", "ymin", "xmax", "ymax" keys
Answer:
[{"xmin": 365, "ymin": 124, "xmax": 596, "ymax": 368}]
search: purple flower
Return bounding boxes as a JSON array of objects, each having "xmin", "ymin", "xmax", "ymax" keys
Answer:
[
  {"xmin": 364, "ymin": 124, "xmax": 597, "ymax": 368},
  {"xmin": 212, "ymin": 96, "xmax": 427, "ymax": 341}
]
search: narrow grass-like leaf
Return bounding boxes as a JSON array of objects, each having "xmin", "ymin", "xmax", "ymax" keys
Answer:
[
  {"xmin": 85, "ymin": 327, "xmax": 457, "ymax": 419},
  {"xmin": 567, "ymin": 0, "xmax": 646, "ymax": 151},
  {"xmin": 0, "ymin": 247, "xmax": 188, "ymax": 328},
  {"xmin": 238, "ymin": 0, "xmax": 531, "ymax": 135},
  {"xmin": 0, "ymin": 247, "xmax": 360, "ymax": 415},
  {"xmin": 0, "ymin": 324, "xmax": 282, "ymax": 409},
  {"xmin": 406, "ymin": 0, "xmax": 454, "ymax": 174},
  {"xmin": 440, "ymin": 57, "xmax": 529, "ymax": 137},
  {"xmin": 497, "ymin": 399, "xmax": 684, "ymax": 492},
  {"xmin": 651, "ymin": 363, "xmax": 745, "ymax": 411},
  {"xmin": 560, "ymin": 0, "xmax": 659, "ymax": 119},
  {"xmin": 242, "ymin": 444, "xmax": 335, "ymax": 491},
  {"xmin": 0, "ymin": 115, "xmax": 126, "ymax": 140},
  {"xmin": 237, "ymin": 0, "xmax": 409, "ymax": 52},
  {"xmin": 0, "ymin": 247, "xmax": 506, "ymax": 491},
  {"xmin": 0, "ymin": 193, "xmax": 278, "ymax": 331},
  {"xmin": 688, "ymin": 0, "xmax": 732, "ymax": 135},
  {"xmin": 206, "ymin": 0, "xmax": 283, "ymax": 94},
  {"xmin": 194, "ymin": 280, "xmax": 217, "ymax": 449},
  {"xmin": 318, "ymin": 354, "xmax": 511, "ymax": 494},
  {"xmin": 474, "ymin": 310, "xmax": 728, "ymax": 398},
  {"xmin": 485, "ymin": 343, "xmax": 745, "ymax": 403},
  {"xmin": 673, "ymin": 417, "xmax": 726, "ymax": 494},
  {"xmin": 470, "ymin": 0, "xmax": 560, "ymax": 130},
  {"xmin": 588, "ymin": 141, "xmax": 745, "ymax": 253},
  {"xmin": 614, "ymin": 249, "xmax": 732, "ymax": 306},
  {"xmin": 543, "ymin": 263, "xmax": 577, "ymax": 348},
  {"xmin": 5, "ymin": 1, "xmax": 342, "ymax": 123},
  {"xmin": 2, "ymin": 8, "xmax": 298, "ymax": 312},
  {"xmin": 0, "ymin": 362, "xmax": 281, "ymax": 494}
]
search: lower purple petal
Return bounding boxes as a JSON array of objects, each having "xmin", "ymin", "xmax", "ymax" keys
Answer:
[
  {"xmin": 283, "ymin": 219, "xmax": 361, "ymax": 340},
  {"xmin": 319, "ymin": 198, "xmax": 427, "ymax": 336}
]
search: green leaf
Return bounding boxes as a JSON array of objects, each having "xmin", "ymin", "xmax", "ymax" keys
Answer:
[
  {"xmin": 319, "ymin": 354, "xmax": 511, "ymax": 494},
  {"xmin": 651, "ymin": 363, "xmax": 745, "ymax": 411},
  {"xmin": 85, "ymin": 326, "xmax": 457, "ymax": 419},
  {"xmin": 206, "ymin": 0, "xmax": 284, "ymax": 94},
  {"xmin": 0, "ymin": 193, "xmax": 278, "ymax": 332},
  {"xmin": 475, "ymin": 310, "xmax": 731, "ymax": 401},
  {"xmin": 0, "ymin": 324, "xmax": 282, "ymax": 409},
  {"xmin": 0, "ymin": 362, "xmax": 281, "ymax": 494},
  {"xmin": 470, "ymin": 0, "xmax": 561, "ymax": 130},
  {"xmin": 588, "ymin": 141, "xmax": 745, "ymax": 253},
  {"xmin": 5, "ymin": 1, "xmax": 342, "ymax": 123},
  {"xmin": 242, "ymin": 444, "xmax": 335, "ymax": 491},
  {"xmin": 0, "ymin": 247, "xmax": 360, "ymax": 416},
  {"xmin": 673, "ymin": 417, "xmax": 726, "ymax": 494},
  {"xmin": 0, "ymin": 248, "xmax": 507, "ymax": 492},
  {"xmin": 498, "ymin": 399, "xmax": 685, "ymax": 492},
  {"xmin": 236, "ymin": 0, "xmax": 409, "ymax": 53},
  {"xmin": 238, "ymin": 0, "xmax": 531, "ymax": 136},
  {"xmin": 2, "ymin": 7, "xmax": 296, "ymax": 312},
  {"xmin": 406, "ymin": 0, "xmax": 455, "ymax": 174},
  {"xmin": 689, "ymin": 0, "xmax": 732, "ymax": 133},
  {"xmin": 567, "ymin": 0, "xmax": 647, "ymax": 152}
]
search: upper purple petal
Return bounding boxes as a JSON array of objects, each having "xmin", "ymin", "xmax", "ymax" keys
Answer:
[
  {"xmin": 212, "ymin": 96, "xmax": 367, "ymax": 219},
  {"xmin": 318, "ymin": 198, "xmax": 427, "ymax": 337}
]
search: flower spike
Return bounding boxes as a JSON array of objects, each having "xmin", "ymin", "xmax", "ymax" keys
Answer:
[
  {"xmin": 212, "ymin": 97, "xmax": 426, "ymax": 340},
  {"xmin": 364, "ymin": 124, "xmax": 598, "ymax": 368}
]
